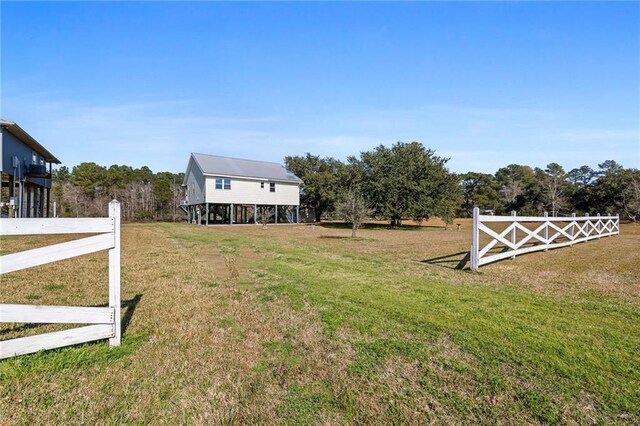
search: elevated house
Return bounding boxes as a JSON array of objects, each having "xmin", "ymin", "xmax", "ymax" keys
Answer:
[
  {"xmin": 182, "ymin": 153, "xmax": 302, "ymax": 225},
  {"xmin": 0, "ymin": 119, "xmax": 61, "ymax": 218}
]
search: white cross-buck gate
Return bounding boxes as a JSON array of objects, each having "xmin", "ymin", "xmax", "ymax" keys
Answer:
[
  {"xmin": 0, "ymin": 200, "xmax": 121, "ymax": 359},
  {"xmin": 470, "ymin": 207, "xmax": 619, "ymax": 271}
]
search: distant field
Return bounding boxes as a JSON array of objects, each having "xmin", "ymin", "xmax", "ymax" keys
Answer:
[{"xmin": 1, "ymin": 220, "xmax": 639, "ymax": 424}]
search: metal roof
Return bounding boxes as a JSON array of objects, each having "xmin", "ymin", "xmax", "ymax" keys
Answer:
[
  {"xmin": 191, "ymin": 152, "xmax": 302, "ymax": 183},
  {"xmin": 0, "ymin": 119, "xmax": 61, "ymax": 164}
]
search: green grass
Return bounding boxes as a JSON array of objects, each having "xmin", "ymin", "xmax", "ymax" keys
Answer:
[
  {"xmin": 277, "ymin": 383, "xmax": 339, "ymax": 425},
  {"xmin": 44, "ymin": 283, "xmax": 65, "ymax": 291},
  {"xmin": 259, "ymin": 240, "xmax": 639, "ymax": 420},
  {"xmin": 0, "ymin": 333, "xmax": 146, "ymax": 383}
]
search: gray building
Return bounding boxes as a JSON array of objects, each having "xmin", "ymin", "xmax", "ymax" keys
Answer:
[{"xmin": 0, "ymin": 119, "xmax": 61, "ymax": 218}]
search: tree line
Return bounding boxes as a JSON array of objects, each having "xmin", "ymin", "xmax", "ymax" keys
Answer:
[
  {"xmin": 286, "ymin": 142, "xmax": 640, "ymax": 225},
  {"xmin": 52, "ymin": 163, "xmax": 185, "ymax": 221},
  {"xmin": 50, "ymin": 142, "xmax": 639, "ymax": 224},
  {"xmin": 459, "ymin": 160, "xmax": 640, "ymax": 221}
]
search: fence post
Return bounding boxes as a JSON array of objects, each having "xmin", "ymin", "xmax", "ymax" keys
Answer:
[
  {"xmin": 584, "ymin": 213, "xmax": 589, "ymax": 242},
  {"xmin": 510, "ymin": 211, "xmax": 516, "ymax": 260},
  {"xmin": 471, "ymin": 207, "xmax": 479, "ymax": 271},
  {"xmin": 597, "ymin": 213, "xmax": 601, "ymax": 239},
  {"xmin": 543, "ymin": 211, "xmax": 549, "ymax": 251},
  {"xmin": 108, "ymin": 200, "xmax": 121, "ymax": 347},
  {"xmin": 570, "ymin": 213, "xmax": 576, "ymax": 245}
]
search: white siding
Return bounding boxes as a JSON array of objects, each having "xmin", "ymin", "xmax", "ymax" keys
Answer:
[
  {"xmin": 184, "ymin": 160, "xmax": 205, "ymax": 205},
  {"xmin": 0, "ymin": 130, "xmax": 4, "ymax": 172},
  {"xmin": 205, "ymin": 177, "xmax": 299, "ymax": 205}
]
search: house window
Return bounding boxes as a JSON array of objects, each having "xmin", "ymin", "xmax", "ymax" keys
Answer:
[
  {"xmin": 32, "ymin": 152, "xmax": 37, "ymax": 164},
  {"xmin": 216, "ymin": 178, "xmax": 231, "ymax": 190},
  {"xmin": 260, "ymin": 182, "xmax": 264, "ymax": 189},
  {"xmin": 270, "ymin": 182, "xmax": 276, "ymax": 192}
]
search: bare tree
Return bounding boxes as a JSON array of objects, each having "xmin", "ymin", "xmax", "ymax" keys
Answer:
[
  {"xmin": 544, "ymin": 163, "xmax": 567, "ymax": 216},
  {"xmin": 258, "ymin": 206, "xmax": 275, "ymax": 229},
  {"xmin": 623, "ymin": 173, "xmax": 640, "ymax": 222},
  {"xmin": 336, "ymin": 191, "xmax": 373, "ymax": 237},
  {"xmin": 499, "ymin": 181, "xmax": 523, "ymax": 205}
]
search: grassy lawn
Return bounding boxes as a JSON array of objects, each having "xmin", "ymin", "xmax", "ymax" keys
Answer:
[{"xmin": 1, "ymin": 221, "xmax": 639, "ymax": 424}]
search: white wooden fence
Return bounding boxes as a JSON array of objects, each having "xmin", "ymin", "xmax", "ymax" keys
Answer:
[
  {"xmin": 0, "ymin": 200, "xmax": 121, "ymax": 359},
  {"xmin": 470, "ymin": 207, "xmax": 619, "ymax": 271}
]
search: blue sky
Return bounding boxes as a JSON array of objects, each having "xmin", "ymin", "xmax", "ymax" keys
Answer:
[{"xmin": 1, "ymin": 2, "xmax": 639, "ymax": 174}]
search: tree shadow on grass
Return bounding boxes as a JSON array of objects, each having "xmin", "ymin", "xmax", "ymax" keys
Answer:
[
  {"xmin": 0, "ymin": 294, "xmax": 143, "ymax": 336},
  {"xmin": 418, "ymin": 251, "xmax": 470, "ymax": 270},
  {"xmin": 318, "ymin": 235, "xmax": 371, "ymax": 241},
  {"xmin": 317, "ymin": 222, "xmax": 443, "ymax": 231}
]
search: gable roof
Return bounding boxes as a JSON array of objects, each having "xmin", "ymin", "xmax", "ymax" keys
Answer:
[
  {"xmin": 0, "ymin": 119, "xmax": 61, "ymax": 164},
  {"xmin": 189, "ymin": 153, "xmax": 302, "ymax": 184}
]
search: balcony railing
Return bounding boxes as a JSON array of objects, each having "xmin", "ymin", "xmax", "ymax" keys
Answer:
[{"xmin": 25, "ymin": 164, "xmax": 49, "ymax": 178}]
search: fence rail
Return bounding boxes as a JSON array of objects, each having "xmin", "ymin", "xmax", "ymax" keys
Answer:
[
  {"xmin": 0, "ymin": 200, "xmax": 121, "ymax": 359},
  {"xmin": 470, "ymin": 207, "xmax": 619, "ymax": 271}
]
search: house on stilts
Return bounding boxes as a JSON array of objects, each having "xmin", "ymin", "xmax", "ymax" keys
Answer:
[
  {"xmin": 182, "ymin": 153, "xmax": 302, "ymax": 225},
  {"xmin": 1, "ymin": 119, "xmax": 61, "ymax": 218}
]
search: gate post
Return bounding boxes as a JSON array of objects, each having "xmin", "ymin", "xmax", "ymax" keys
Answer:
[
  {"xmin": 510, "ymin": 211, "xmax": 517, "ymax": 259},
  {"xmin": 471, "ymin": 207, "xmax": 479, "ymax": 271},
  {"xmin": 108, "ymin": 200, "xmax": 121, "ymax": 347},
  {"xmin": 543, "ymin": 211, "xmax": 549, "ymax": 251}
]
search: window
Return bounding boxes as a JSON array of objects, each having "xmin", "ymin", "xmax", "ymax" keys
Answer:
[
  {"xmin": 32, "ymin": 152, "xmax": 37, "ymax": 164},
  {"xmin": 215, "ymin": 178, "xmax": 231, "ymax": 190},
  {"xmin": 270, "ymin": 182, "xmax": 276, "ymax": 192},
  {"xmin": 260, "ymin": 182, "xmax": 264, "ymax": 189}
]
